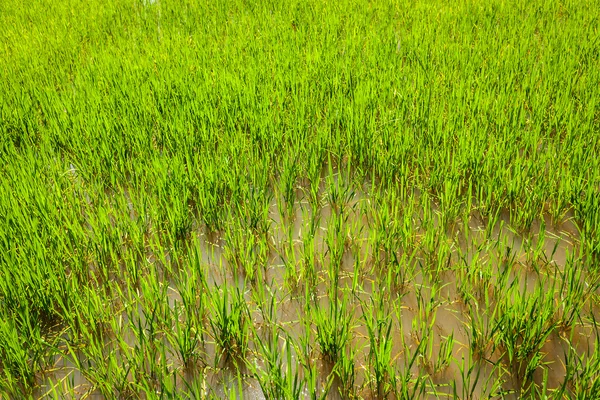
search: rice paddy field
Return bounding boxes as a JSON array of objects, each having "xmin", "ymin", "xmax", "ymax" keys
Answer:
[{"xmin": 1, "ymin": 0, "xmax": 600, "ymax": 398}]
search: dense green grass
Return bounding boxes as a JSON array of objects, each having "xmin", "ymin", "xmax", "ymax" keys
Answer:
[{"xmin": 1, "ymin": 0, "xmax": 599, "ymax": 398}]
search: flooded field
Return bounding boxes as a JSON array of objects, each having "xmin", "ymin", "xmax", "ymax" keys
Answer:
[{"xmin": 2, "ymin": 0, "xmax": 600, "ymax": 398}]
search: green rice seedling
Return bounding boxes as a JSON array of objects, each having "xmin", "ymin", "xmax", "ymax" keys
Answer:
[
  {"xmin": 223, "ymin": 224, "xmax": 268, "ymax": 284},
  {"xmin": 276, "ymin": 154, "xmax": 300, "ymax": 221},
  {"xmin": 311, "ymin": 290, "xmax": 352, "ymax": 364},
  {"xmin": 153, "ymin": 155, "xmax": 194, "ymax": 244},
  {"xmin": 496, "ymin": 242, "xmax": 519, "ymax": 289},
  {"xmin": 556, "ymin": 254, "xmax": 600, "ymax": 332},
  {"xmin": 177, "ymin": 242, "xmax": 208, "ymax": 326},
  {"xmin": 43, "ymin": 373, "xmax": 80, "ymax": 400},
  {"xmin": 300, "ymin": 219, "xmax": 319, "ymax": 296},
  {"xmin": 132, "ymin": 337, "xmax": 174, "ymax": 398},
  {"xmin": 296, "ymin": 307, "xmax": 336, "ymax": 399},
  {"xmin": 430, "ymin": 237, "xmax": 454, "ymax": 281},
  {"xmin": 95, "ymin": 345, "xmax": 138, "ymax": 398},
  {"xmin": 136, "ymin": 267, "xmax": 172, "ymax": 330},
  {"xmin": 526, "ymin": 223, "xmax": 563, "ymax": 273},
  {"xmin": 483, "ymin": 207, "xmax": 503, "ymax": 242},
  {"xmin": 165, "ymin": 253, "xmax": 207, "ymax": 369},
  {"xmin": 433, "ymin": 333, "xmax": 455, "ymax": 377},
  {"xmin": 491, "ymin": 279, "xmax": 558, "ymax": 395},
  {"xmin": 235, "ymin": 161, "xmax": 273, "ymax": 236},
  {"xmin": 220, "ymin": 368, "xmax": 245, "ymax": 400},
  {"xmin": 572, "ymin": 181, "xmax": 600, "ymax": 262},
  {"xmin": 382, "ymin": 250, "xmax": 418, "ymax": 299},
  {"xmin": 547, "ymin": 186, "xmax": 573, "ymax": 229},
  {"xmin": 250, "ymin": 277, "xmax": 281, "ymax": 352},
  {"xmin": 127, "ymin": 275, "xmax": 174, "ymax": 393},
  {"xmin": 509, "ymin": 188, "xmax": 543, "ymax": 236},
  {"xmin": 368, "ymin": 186, "xmax": 404, "ymax": 268},
  {"xmin": 563, "ymin": 315, "xmax": 600, "ymax": 398},
  {"xmin": 453, "ymin": 353, "xmax": 509, "ymax": 400},
  {"xmin": 303, "ymin": 359, "xmax": 335, "ymax": 400},
  {"xmin": 464, "ymin": 304, "xmax": 496, "ymax": 366},
  {"xmin": 325, "ymin": 161, "xmax": 355, "ymax": 216},
  {"xmin": 458, "ymin": 182, "xmax": 474, "ymax": 244},
  {"xmin": 62, "ymin": 323, "xmax": 137, "ymax": 399},
  {"xmin": 208, "ymin": 284, "xmax": 250, "ymax": 367},
  {"xmin": 524, "ymin": 366, "xmax": 568, "ymax": 400},
  {"xmin": 54, "ymin": 282, "xmax": 115, "ymax": 358},
  {"xmin": 325, "ymin": 210, "xmax": 349, "ymax": 293},
  {"xmin": 393, "ymin": 303, "xmax": 428, "ymax": 400},
  {"xmin": 304, "ymin": 146, "xmax": 325, "ymax": 216},
  {"xmin": 334, "ymin": 344, "xmax": 358, "ymax": 399},
  {"xmin": 437, "ymin": 176, "xmax": 464, "ymax": 232},
  {"xmin": 279, "ymin": 222, "xmax": 303, "ymax": 293},
  {"xmin": 195, "ymin": 163, "xmax": 227, "ymax": 233},
  {"xmin": 362, "ymin": 287, "xmax": 396, "ymax": 398},
  {"xmin": 0, "ymin": 314, "xmax": 44, "ymax": 395},
  {"xmin": 180, "ymin": 372, "xmax": 209, "ymax": 399},
  {"xmin": 456, "ymin": 239, "xmax": 505, "ymax": 310},
  {"xmin": 166, "ymin": 300, "xmax": 204, "ymax": 371},
  {"xmin": 349, "ymin": 235, "xmax": 369, "ymax": 297},
  {"xmin": 419, "ymin": 195, "xmax": 452, "ymax": 278},
  {"xmin": 412, "ymin": 282, "xmax": 447, "ymax": 375},
  {"xmin": 459, "ymin": 253, "xmax": 506, "ymax": 364},
  {"xmin": 249, "ymin": 323, "xmax": 302, "ymax": 400},
  {"xmin": 399, "ymin": 196, "xmax": 419, "ymax": 255}
]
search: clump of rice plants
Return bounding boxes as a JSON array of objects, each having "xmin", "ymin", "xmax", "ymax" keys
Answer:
[
  {"xmin": 312, "ymin": 290, "xmax": 353, "ymax": 365},
  {"xmin": 208, "ymin": 284, "xmax": 250, "ymax": 367}
]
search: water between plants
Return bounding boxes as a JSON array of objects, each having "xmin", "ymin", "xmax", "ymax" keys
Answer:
[{"xmin": 36, "ymin": 188, "xmax": 596, "ymax": 399}]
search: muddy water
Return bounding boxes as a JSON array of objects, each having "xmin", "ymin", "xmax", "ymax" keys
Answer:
[{"xmin": 37, "ymin": 183, "xmax": 599, "ymax": 399}]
